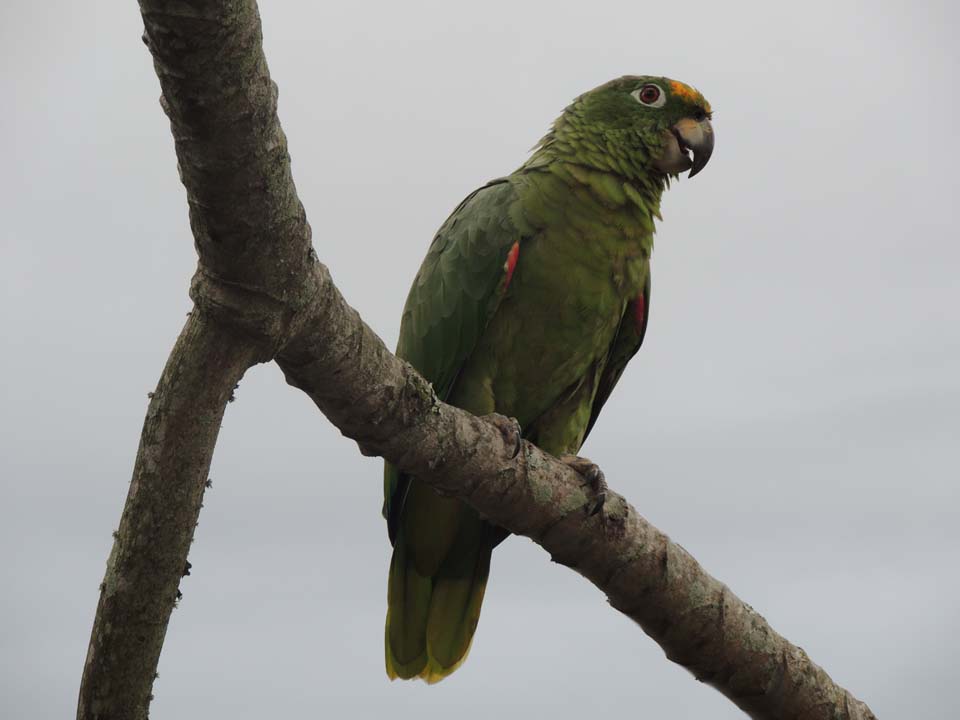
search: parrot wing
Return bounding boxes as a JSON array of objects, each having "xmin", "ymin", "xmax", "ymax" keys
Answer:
[
  {"xmin": 384, "ymin": 177, "xmax": 524, "ymax": 543},
  {"xmin": 382, "ymin": 177, "xmax": 527, "ymax": 682},
  {"xmin": 582, "ymin": 269, "xmax": 651, "ymax": 442}
]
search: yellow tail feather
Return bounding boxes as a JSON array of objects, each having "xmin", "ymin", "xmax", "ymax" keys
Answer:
[{"xmin": 385, "ymin": 533, "xmax": 492, "ymax": 683}]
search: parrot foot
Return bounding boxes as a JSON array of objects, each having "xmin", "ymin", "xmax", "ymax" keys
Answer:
[
  {"xmin": 483, "ymin": 413, "xmax": 522, "ymax": 458},
  {"xmin": 560, "ymin": 455, "xmax": 607, "ymax": 517}
]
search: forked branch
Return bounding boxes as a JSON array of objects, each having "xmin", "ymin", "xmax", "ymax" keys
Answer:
[{"xmin": 78, "ymin": 2, "xmax": 876, "ymax": 718}]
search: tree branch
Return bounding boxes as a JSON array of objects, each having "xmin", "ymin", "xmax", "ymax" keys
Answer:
[
  {"xmin": 79, "ymin": 1, "xmax": 877, "ymax": 718},
  {"xmin": 276, "ymin": 264, "xmax": 878, "ymax": 720},
  {"xmin": 78, "ymin": 313, "xmax": 257, "ymax": 719}
]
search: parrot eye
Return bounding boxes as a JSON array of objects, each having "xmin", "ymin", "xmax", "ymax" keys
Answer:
[{"xmin": 632, "ymin": 84, "xmax": 666, "ymax": 108}]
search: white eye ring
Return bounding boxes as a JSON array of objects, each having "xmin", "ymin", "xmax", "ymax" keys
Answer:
[{"xmin": 631, "ymin": 84, "xmax": 667, "ymax": 108}]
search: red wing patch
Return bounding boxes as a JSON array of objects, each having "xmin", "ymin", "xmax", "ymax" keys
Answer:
[
  {"xmin": 504, "ymin": 242, "xmax": 520, "ymax": 290},
  {"xmin": 633, "ymin": 291, "xmax": 646, "ymax": 335}
]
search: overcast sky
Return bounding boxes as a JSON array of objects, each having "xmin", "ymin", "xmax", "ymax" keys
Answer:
[{"xmin": 2, "ymin": 1, "xmax": 957, "ymax": 718}]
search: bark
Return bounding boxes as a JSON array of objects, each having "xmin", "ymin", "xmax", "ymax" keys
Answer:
[
  {"xmin": 78, "ymin": 314, "xmax": 257, "ymax": 719},
  {"xmin": 79, "ymin": 1, "xmax": 878, "ymax": 718}
]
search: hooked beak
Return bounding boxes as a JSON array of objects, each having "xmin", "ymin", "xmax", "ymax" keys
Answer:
[{"xmin": 653, "ymin": 116, "xmax": 715, "ymax": 178}]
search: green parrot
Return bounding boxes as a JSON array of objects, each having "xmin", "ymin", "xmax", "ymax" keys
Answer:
[{"xmin": 383, "ymin": 75, "xmax": 714, "ymax": 682}]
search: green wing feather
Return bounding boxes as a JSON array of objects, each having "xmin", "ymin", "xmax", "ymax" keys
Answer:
[
  {"xmin": 383, "ymin": 177, "xmax": 520, "ymax": 540},
  {"xmin": 384, "ymin": 178, "xmax": 525, "ymax": 682},
  {"xmin": 398, "ymin": 179, "xmax": 518, "ymax": 394},
  {"xmin": 583, "ymin": 270, "xmax": 651, "ymax": 442}
]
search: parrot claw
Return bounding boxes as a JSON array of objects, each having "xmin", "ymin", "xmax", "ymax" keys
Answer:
[
  {"xmin": 484, "ymin": 414, "xmax": 522, "ymax": 459},
  {"xmin": 560, "ymin": 455, "xmax": 607, "ymax": 517}
]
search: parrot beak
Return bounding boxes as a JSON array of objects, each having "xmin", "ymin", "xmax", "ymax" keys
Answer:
[
  {"xmin": 673, "ymin": 118, "xmax": 714, "ymax": 177},
  {"xmin": 653, "ymin": 116, "xmax": 715, "ymax": 178},
  {"xmin": 675, "ymin": 116, "xmax": 714, "ymax": 177}
]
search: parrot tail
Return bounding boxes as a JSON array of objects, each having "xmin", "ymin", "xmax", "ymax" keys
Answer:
[{"xmin": 385, "ymin": 524, "xmax": 493, "ymax": 683}]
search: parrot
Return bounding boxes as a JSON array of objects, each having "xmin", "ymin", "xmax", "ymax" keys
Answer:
[{"xmin": 383, "ymin": 75, "xmax": 714, "ymax": 682}]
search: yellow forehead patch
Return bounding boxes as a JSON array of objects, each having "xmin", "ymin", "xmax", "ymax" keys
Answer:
[{"xmin": 669, "ymin": 80, "xmax": 711, "ymax": 114}]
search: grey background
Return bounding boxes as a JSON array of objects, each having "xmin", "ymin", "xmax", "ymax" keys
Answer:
[{"xmin": 2, "ymin": 1, "xmax": 957, "ymax": 717}]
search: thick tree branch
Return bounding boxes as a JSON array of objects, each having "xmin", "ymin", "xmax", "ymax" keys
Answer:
[
  {"xmin": 80, "ymin": 1, "xmax": 877, "ymax": 718},
  {"xmin": 276, "ymin": 265, "xmax": 877, "ymax": 720}
]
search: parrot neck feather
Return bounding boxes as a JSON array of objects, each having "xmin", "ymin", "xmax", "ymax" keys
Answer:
[{"xmin": 523, "ymin": 107, "xmax": 668, "ymax": 213}]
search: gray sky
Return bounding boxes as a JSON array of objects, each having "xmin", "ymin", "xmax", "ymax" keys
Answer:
[{"xmin": 2, "ymin": 1, "xmax": 957, "ymax": 717}]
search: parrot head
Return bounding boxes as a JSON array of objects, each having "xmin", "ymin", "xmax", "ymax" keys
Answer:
[{"xmin": 553, "ymin": 75, "xmax": 714, "ymax": 179}]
